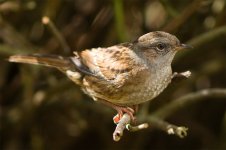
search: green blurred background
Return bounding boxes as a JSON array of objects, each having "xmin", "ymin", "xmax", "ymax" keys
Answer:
[{"xmin": 0, "ymin": 0, "xmax": 226, "ymax": 149}]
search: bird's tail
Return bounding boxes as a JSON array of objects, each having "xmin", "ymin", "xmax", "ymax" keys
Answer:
[{"xmin": 8, "ymin": 54, "xmax": 73, "ymax": 71}]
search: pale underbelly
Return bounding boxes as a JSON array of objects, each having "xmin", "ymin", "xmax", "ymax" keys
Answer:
[
  {"xmin": 113, "ymin": 77, "xmax": 172, "ymax": 105},
  {"xmin": 82, "ymin": 66, "xmax": 173, "ymax": 106},
  {"xmin": 84, "ymin": 75, "xmax": 172, "ymax": 106}
]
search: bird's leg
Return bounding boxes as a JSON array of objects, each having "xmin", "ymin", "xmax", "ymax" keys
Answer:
[{"xmin": 98, "ymin": 99, "xmax": 137, "ymax": 124}]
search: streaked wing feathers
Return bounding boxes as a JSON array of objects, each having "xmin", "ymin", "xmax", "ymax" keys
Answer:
[{"xmin": 79, "ymin": 46, "xmax": 133, "ymax": 81}]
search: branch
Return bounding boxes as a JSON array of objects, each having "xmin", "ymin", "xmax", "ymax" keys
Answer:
[
  {"xmin": 175, "ymin": 25, "xmax": 226, "ymax": 62},
  {"xmin": 113, "ymin": 113, "xmax": 188, "ymax": 141},
  {"xmin": 187, "ymin": 25, "xmax": 226, "ymax": 48},
  {"xmin": 112, "ymin": 88, "xmax": 226, "ymax": 141},
  {"xmin": 113, "ymin": 113, "xmax": 149, "ymax": 141},
  {"xmin": 126, "ymin": 123, "xmax": 149, "ymax": 132},
  {"xmin": 162, "ymin": 0, "xmax": 204, "ymax": 32},
  {"xmin": 146, "ymin": 116, "xmax": 188, "ymax": 138},
  {"xmin": 152, "ymin": 88, "xmax": 226, "ymax": 119},
  {"xmin": 113, "ymin": 113, "xmax": 131, "ymax": 141},
  {"xmin": 42, "ymin": 16, "xmax": 70, "ymax": 53},
  {"xmin": 172, "ymin": 70, "xmax": 191, "ymax": 79}
]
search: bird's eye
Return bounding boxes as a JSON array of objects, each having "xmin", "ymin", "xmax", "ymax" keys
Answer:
[{"xmin": 156, "ymin": 43, "xmax": 165, "ymax": 50}]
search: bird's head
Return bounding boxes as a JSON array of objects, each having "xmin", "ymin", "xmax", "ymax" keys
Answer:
[{"xmin": 133, "ymin": 31, "xmax": 191, "ymax": 67}]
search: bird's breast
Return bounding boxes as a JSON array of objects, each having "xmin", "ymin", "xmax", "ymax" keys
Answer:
[
  {"xmin": 82, "ymin": 65, "xmax": 173, "ymax": 106},
  {"xmin": 116, "ymin": 67, "xmax": 172, "ymax": 105}
]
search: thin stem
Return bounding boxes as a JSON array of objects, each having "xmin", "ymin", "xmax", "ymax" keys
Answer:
[
  {"xmin": 113, "ymin": 0, "xmax": 127, "ymax": 42},
  {"xmin": 187, "ymin": 25, "xmax": 226, "ymax": 47},
  {"xmin": 42, "ymin": 16, "xmax": 70, "ymax": 53},
  {"xmin": 146, "ymin": 116, "xmax": 188, "ymax": 138},
  {"xmin": 152, "ymin": 88, "xmax": 226, "ymax": 119},
  {"xmin": 162, "ymin": 0, "xmax": 204, "ymax": 32}
]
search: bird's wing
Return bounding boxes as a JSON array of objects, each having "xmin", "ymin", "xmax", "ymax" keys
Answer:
[{"xmin": 79, "ymin": 45, "xmax": 134, "ymax": 81}]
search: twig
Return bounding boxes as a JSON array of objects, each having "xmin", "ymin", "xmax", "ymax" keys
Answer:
[
  {"xmin": 113, "ymin": 113, "xmax": 188, "ymax": 141},
  {"xmin": 113, "ymin": 113, "xmax": 131, "ymax": 141},
  {"xmin": 146, "ymin": 116, "xmax": 188, "ymax": 138},
  {"xmin": 172, "ymin": 70, "xmax": 191, "ymax": 79},
  {"xmin": 152, "ymin": 88, "xmax": 226, "ymax": 119},
  {"xmin": 162, "ymin": 0, "xmax": 204, "ymax": 32},
  {"xmin": 113, "ymin": 88, "xmax": 226, "ymax": 141},
  {"xmin": 175, "ymin": 25, "xmax": 226, "ymax": 62},
  {"xmin": 187, "ymin": 25, "xmax": 226, "ymax": 47},
  {"xmin": 42, "ymin": 16, "xmax": 70, "ymax": 53},
  {"xmin": 113, "ymin": 113, "xmax": 149, "ymax": 141},
  {"xmin": 126, "ymin": 123, "xmax": 149, "ymax": 132}
]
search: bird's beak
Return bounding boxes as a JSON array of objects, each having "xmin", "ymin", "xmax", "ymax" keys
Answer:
[{"xmin": 176, "ymin": 43, "xmax": 193, "ymax": 51}]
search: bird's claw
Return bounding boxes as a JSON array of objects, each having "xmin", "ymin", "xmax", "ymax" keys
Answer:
[{"xmin": 113, "ymin": 107, "xmax": 136, "ymax": 124}]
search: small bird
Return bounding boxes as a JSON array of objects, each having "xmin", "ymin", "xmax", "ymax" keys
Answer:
[{"xmin": 8, "ymin": 31, "xmax": 191, "ymax": 123}]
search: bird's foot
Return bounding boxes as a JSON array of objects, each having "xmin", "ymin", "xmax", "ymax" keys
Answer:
[
  {"xmin": 97, "ymin": 99, "xmax": 138, "ymax": 124},
  {"xmin": 113, "ymin": 106, "xmax": 137, "ymax": 124}
]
